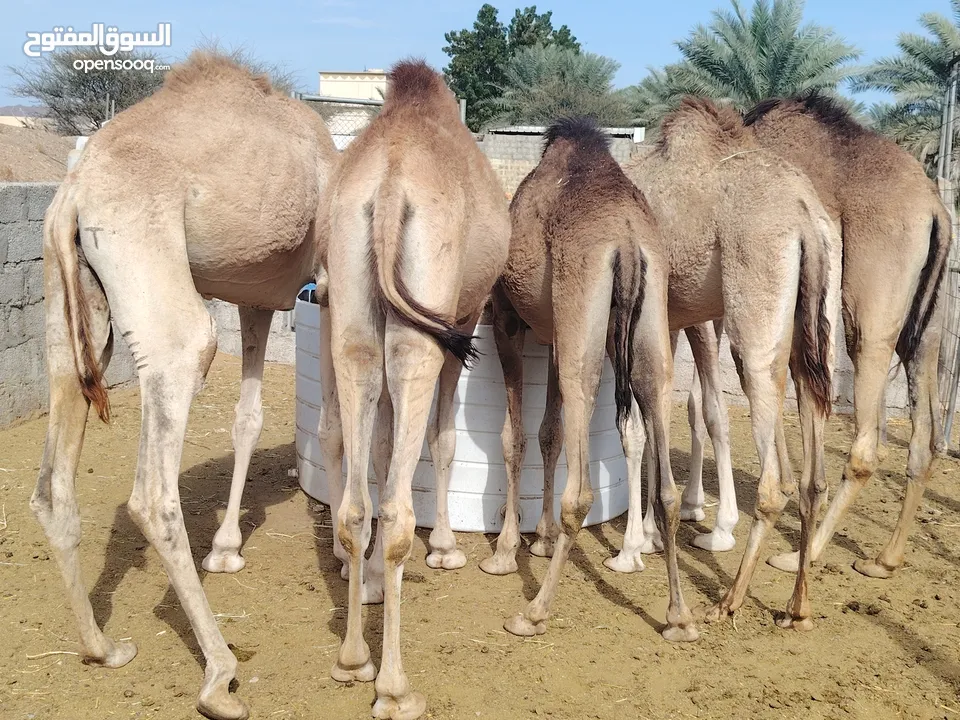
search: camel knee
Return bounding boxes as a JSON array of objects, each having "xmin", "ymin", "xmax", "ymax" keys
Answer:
[
  {"xmin": 232, "ymin": 403, "xmax": 263, "ymax": 451},
  {"xmin": 687, "ymin": 394, "xmax": 706, "ymax": 444},
  {"xmin": 846, "ymin": 438, "xmax": 879, "ymax": 483},
  {"xmin": 560, "ymin": 488, "xmax": 593, "ymax": 536},
  {"xmin": 336, "ymin": 498, "xmax": 368, "ymax": 556},
  {"xmin": 318, "ymin": 409, "xmax": 343, "ymax": 458},
  {"xmin": 502, "ymin": 423, "xmax": 527, "ymax": 466},
  {"xmin": 127, "ymin": 494, "xmax": 184, "ymax": 549},
  {"xmin": 30, "ymin": 475, "xmax": 81, "ymax": 552},
  {"xmin": 755, "ymin": 479, "xmax": 789, "ymax": 520},
  {"xmin": 379, "ymin": 501, "xmax": 416, "ymax": 564},
  {"xmin": 906, "ymin": 443, "xmax": 935, "ymax": 486}
]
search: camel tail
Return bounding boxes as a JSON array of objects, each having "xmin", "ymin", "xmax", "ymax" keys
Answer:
[
  {"xmin": 46, "ymin": 185, "xmax": 110, "ymax": 422},
  {"xmin": 794, "ymin": 225, "xmax": 835, "ymax": 419},
  {"xmin": 896, "ymin": 206, "xmax": 950, "ymax": 367},
  {"xmin": 612, "ymin": 245, "xmax": 647, "ymax": 432},
  {"xmin": 368, "ymin": 190, "xmax": 477, "ymax": 367}
]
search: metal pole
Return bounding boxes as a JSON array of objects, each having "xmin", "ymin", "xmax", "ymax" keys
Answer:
[
  {"xmin": 459, "ymin": 98, "xmax": 467, "ymax": 125},
  {"xmin": 939, "ymin": 75, "xmax": 951, "ymax": 180}
]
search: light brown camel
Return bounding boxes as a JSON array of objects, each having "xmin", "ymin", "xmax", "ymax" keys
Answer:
[
  {"xmin": 677, "ymin": 96, "xmax": 951, "ymax": 577},
  {"xmin": 325, "ymin": 60, "xmax": 510, "ymax": 719},
  {"xmin": 479, "ymin": 117, "xmax": 692, "ymax": 640},
  {"xmin": 618, "ymin": 98, "xmax": 843, "ymax": 629},
  {"xmin": 31, "ymin": 53, "xmax": 337, "ymax": 720}
]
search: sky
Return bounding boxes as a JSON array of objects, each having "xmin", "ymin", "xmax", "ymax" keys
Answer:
[{"xmin": 0, "ymin": 0, "xmax": 952, "ymax": 108}]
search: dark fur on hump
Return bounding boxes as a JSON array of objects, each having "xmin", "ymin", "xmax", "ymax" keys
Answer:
[
  {"xmin": 744, "ymin": 93, "xmax": 866, "ymax": 138},
  {"xmin": 658, "ymin": 96, "xmax": 745, "ymax": 150},
  {"xmin": 385, "ymin": 59, "xmax": 452, "ymax": 109},
  {"xmin": 542, "ymin": 116, "xmax": 611, "ymax": 156}
]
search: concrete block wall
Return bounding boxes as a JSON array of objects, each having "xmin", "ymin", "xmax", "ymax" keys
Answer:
[
  {"xmin": 477, "ymin": 133, "xmax": 638, "ymax": 197},
  {"xmin": 204, "ymin": 300, "xmax": 296, "ymax": 365},
  {"xmin": 0, "ymin": 182, "xmax": 136, "ymax": 427}
]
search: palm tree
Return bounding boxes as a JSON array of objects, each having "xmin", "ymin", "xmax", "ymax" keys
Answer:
[
  {"xmin": 629, "ymin": 0, "xmax": 859, "ymax": 129},
  {"xmin": 852, "ymin": 1, "xmax": 960, "ymax": 174},
  {"xmin": 493, "ymin": 44, "xmax": 632, "ymax": 127}
]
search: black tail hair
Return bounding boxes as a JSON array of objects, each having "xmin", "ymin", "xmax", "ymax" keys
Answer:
[
  {"xmin": 896, "ymin": 211, "xmax": 950, "ymax": 366},
  {"xmin": 612, "ymin": 246, "xmax": 647, "ymax": 431}
]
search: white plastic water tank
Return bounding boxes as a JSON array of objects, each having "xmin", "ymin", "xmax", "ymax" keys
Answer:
[{"xmin": 294, "ymin": 295, "xmax": 628, "ymax": 533}]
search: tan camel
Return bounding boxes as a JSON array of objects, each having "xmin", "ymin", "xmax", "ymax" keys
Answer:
[
  {"xmin": 678, "ymin": 96, "xmax": 951, "ymax": 577},
  {"xmin": 617, "ymin": 98, "xmax": 843, "ymax": 629},
  {"xmin": 31, "ymin": 53, "xmax": 337, "ymax": 720},
  {"xmin": 325, "ymin": 60, "xmax": 510, "ymax": 719},
  {"xmin": 478, "ymin": 117, "xmax": 692, "ymax": 640}
]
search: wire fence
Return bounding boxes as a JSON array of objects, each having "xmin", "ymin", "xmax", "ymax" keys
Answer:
[
  {"xmin": 938, "ymin": 176, "xmax": 960, "ymax": 449},
  {"xmin": 296, "ymin": 93, "xmax": 383, "ymax": 150}
]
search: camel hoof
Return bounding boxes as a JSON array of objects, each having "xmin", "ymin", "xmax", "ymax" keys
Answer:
[
  {"xmin": 202, "ymin": 549, "xmax": 246, "ymax": 574},
  {"xmin": 766, "ymin": 550, "xmax": 800, "ymax": 573},
  {"xmin": 639, "ymin": 536, "xmax": 664, "ymax": 554},
  {"xmin": 362, "ymin": 580, "xmax": 384, "ymax": 605},
  {"xmin": 603, "ymin": 551, "xmax": 645, "ymax": 574},
  {"xmin": 372, "ymin": 690, "xmax": 427, "ymax": 720},
  {"xmin": 853, "ymin": 558, "xmax": 896, "ymax": 579},
  {"xmin": 197, "ymin": 691, "xmax": 248, "ymax": 720},
  {"xmin": 425, "ymin": 548, "xmax": 466, "ymax": 570},
  {"xmin": 661, "ymin": 624, "xmax": 700, "ymax": 643},
  {"xmin": 680, "ymin": 506, "xmax": 706, "ymax": 522},
  {"xmin": 479, "ymin": 554, "xmax": 518, "ymax": 576},
  {"xmin": 331, "ymin": 658, "xmax": 377, "ymax": 683},
  {"xmin": 776, "ymin": 614, "xmax": 814, "ymax": 632},
  {"xmin": 503, "ymin": 613, "xmax": 546, "ymax": 637},
  {"xmin": 701, "ymin": 603, "xmax": 729, "ymax": 625},
  {"xmin": 529, "ymin": 538, "xmax": 556, "ymax": 558},
  {"xmin": 83, "ymin": 639, "xmax": 138, "ymax": 669},
  {"xmin": 691, "ymin": 529, "xmax": 736, "ymax": 552}
]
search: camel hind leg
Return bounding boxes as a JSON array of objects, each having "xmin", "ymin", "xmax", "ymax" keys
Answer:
[
  {"xmin": 858, "ymin": 313, "xmax": 942, "ymax": 577},
  {"xmin": 203, "ymin": 306, "xmax": 273, "ymax": 573},
  {"xmin": 426, "ymin": 310, "xmax": 481, "ymax": 570},
  {"xmin": 503, "ymin": 250, "xmax": 611, "ymax": 637},
  {"xmin": 30, "ymin": 255, "xmax": 135, "ymax": 669},
  {"xmin": 80, "ymin": 220, "xmax": 246, "ymax": 720},
  {"xmin": 684, "ymin": 321, "xmax": 738, "ymax": 552},
  {"xmin": 480, "ymin": 293, "xmax": 527, "ymax": 576}
]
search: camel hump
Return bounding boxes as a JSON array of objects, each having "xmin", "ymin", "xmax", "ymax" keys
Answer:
[{"xmin": 163, "ymin": 51, "xmax": 274, "ymax": 96}]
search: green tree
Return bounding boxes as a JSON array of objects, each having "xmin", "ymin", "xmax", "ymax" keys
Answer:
[
  {"xmin": 852, "ymin": 1, "xmax": 960, "ymax": 173},
  {"xmin": 495, "ymin": 45, "xmax": 631, "ymax": 126},
  {"xmin": 628, "ymin": 0, "xmax": 859, "ymax": 130},
  {"xmin": 443, "ymin": 4, "xmax": 580, "ymax": 130},
  {"xmin": 506, "ymin": 6, "xmax": 579, "ymax": 54}
]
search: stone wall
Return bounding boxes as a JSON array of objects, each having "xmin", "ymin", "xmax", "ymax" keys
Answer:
[{"xmin": 0, "ymin": 183, "xmax": 136, "ymax": 427}]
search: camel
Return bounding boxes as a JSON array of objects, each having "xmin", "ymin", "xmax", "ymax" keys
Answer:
[
  {"xmin": 677, "ymin": 96, "xmax": 950, "ymax": 577},
  {"xmin": 478, "ymin": 117, "xmax": 691, "ymax": 640},
  {"xmin": 324, "ymin": 60, "xmax": 510, "ymax": 719},
  {"xmin": 31, "ymin": 53, "xmax": 338, "ymax": 720},
  {"xmin": 612, "ymin": 97, "xmax": 843, "ymax": 628}
]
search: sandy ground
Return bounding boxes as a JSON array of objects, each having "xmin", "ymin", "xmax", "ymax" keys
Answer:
[
  {"xmin": 1, "ymin": 353, "xmax": 959, "ymax": 720},
  {"xmin": 0, "ymin": 124, "xmax": 73, "ymax": 181}
]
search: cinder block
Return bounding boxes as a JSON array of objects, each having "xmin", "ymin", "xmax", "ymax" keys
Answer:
[
  {"xmin": 26, "ymin": 183, "xmax": 58, "ymax": 221},
  {"xmin": 0, "ymin": 266, "xmax": 25, "ymax": 306},
  {"xmin": 5, "ymin": 221, "xmax": 44, "ymax": 262},
  {"xmin": 0, "ymin": 185, "xmax": 27, "ymax": 223},
  {"xmin": 23, "ymin": 263, "xmax": 44, "ymax": 304}
]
